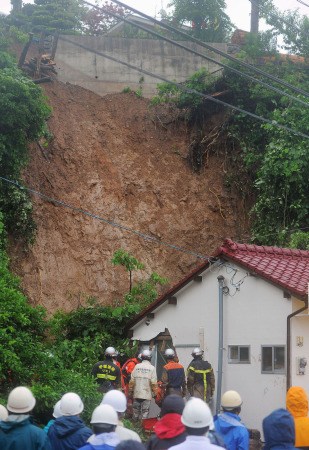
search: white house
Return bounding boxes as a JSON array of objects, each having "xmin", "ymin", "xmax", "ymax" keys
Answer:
[{"xmin": 127, "ymin": 239, "xmax": 309, "ymax": 433}]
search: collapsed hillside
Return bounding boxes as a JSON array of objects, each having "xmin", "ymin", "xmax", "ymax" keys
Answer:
[{"xmin": 9, "ymin": 81, "xmax": 250, "ymax": 312}]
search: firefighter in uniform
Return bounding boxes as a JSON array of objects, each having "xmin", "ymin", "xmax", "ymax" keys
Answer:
[
  {"xmin": 187, "ymin": 347, "xmax": 215, "ymax": 404},
  {"xmin": 91, "ymin": 346, "xmax": 121, "ymax": 393},
  {"xmin": 161, "ymin": 348, "xmax": 186, "ymax": 397}
]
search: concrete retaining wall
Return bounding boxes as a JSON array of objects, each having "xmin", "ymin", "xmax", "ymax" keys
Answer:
[{"xmin": 55, "ymin": 35, "xmax": 227, "ymax": 97}]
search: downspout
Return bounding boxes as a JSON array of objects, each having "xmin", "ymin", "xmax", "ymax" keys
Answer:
[
  {"xmin": 216, "ymin": 275, "xmax": 225, "ymax": 414},
  {"xmin": 286, "ymin": 300, "xmax": 308, "ymax": 390}
]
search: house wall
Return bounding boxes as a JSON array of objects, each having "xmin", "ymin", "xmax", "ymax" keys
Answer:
[
  {"xmin": 291, "ymin": 300, "xmax": 309, "ymax": 385},
  {"xmin": 55, "ymin": 36, "xmax": 226, "ymax": 97},
  {"xmin": 131, "ymin": 260, "xmax": 298, "ymax": 433}
]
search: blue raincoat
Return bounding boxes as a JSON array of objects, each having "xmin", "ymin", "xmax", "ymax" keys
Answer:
[
  {"xmin": 263, "ymin": 408, "xmax": 296, "ymax": 450},
  {"xmin": 48, "ymin": 415, "xmax": 92, "ymax": 450},
  {"xmin": 214, "ymin": 412, "xmax": 249, "ymax": 450},
  {"xmin": 0, "ymin": 416, "xmax": 51, "ymax": 450}
]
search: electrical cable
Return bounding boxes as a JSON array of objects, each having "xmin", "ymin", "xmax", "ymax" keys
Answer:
[
  {"xmin": 296, "ymin": 0, "xmax": 309, "ymax": 6},
  {"xmin": 0, "ymin": 176, "xmax": 212, "ymax": 261},
  {"xmin": 108, "ymin": 0, "xmax": 309, "ymax": 99},
  {"xmin": 81, "ymin": 0, "xmax": 309, "ymax": 109},
  {"xmin": 58, "ymin": 35, "xmax": 309, "ymax": 140}
]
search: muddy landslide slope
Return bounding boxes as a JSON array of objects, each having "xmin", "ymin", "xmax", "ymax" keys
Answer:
[{"xmin": 9, "ymin": 81, "xmax": 249, "ymax": 312}]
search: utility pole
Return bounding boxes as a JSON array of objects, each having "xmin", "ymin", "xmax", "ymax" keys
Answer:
[{"xmin": 250, "ymin": 0, "xmax": 259, "ymax": 34}]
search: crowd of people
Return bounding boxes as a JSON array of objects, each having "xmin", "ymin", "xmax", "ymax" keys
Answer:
[{"xmin": 1, "ymin": 346, "xmax": 309, "ymax": 450}]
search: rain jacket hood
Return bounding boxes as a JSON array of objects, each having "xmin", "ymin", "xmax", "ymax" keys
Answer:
[
  {"xmin": 286, "ymin": 386, "xmax": 308, "ymax": 419},
  {"xmin": 53, "ymin": 416, "xmax": 87, "ymax": 438},
  {"xmin": 0, "ymin": 416, "xmax": 51, "ymax": 450},
  {"xmin": 0, "ymin": 416, "xmax": 32, "ymax": 432},
  {"xmin": 214, "ymin": 411, "xmax": 249, "ymax": 450},
  {"xmin": 154, "ymin": 413, "xmax": 185, "ymax": 439},
  {"xmin": 215, "ymin": 412, "xmax": 243, "ymax": 435},
  {"xmin": 263, "ymin": 408, "xmax": 296, "ymax": 450}
]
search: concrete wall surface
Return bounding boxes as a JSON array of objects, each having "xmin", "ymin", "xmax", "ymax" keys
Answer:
[{"xmin": 55, "ymin": 35, "xmax": 227, "ymax": 97}]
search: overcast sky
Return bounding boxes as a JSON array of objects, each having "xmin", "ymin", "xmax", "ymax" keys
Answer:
[{"xmin": 0, "ymin": 0, "xmax": 308, "ymax": 31}]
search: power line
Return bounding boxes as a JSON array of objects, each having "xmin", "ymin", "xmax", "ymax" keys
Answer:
[
  {"xmin": 296, "ymin": 0, "xmax": 309, "ymax": 7},
  {"xmin": 59, "ymin": 35, "xmax": 309, "ymax": 140},
  {"xmin": 0, "ymin": 176, "xmax": 212, "ymax": 261},
  {"xmin": 81, "ymin": 0, "xmax": 309, "ymax": 109},
  {"xmin": 108, "ymin": 0, "xmax": 309, "ymax": 99}
]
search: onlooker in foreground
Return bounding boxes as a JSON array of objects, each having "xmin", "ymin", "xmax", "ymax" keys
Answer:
[
  {"xmin": 79, "ymin": 404, "xmax": 120, "ymax": 450},
  {"xmin": 263, "ymin": 408, "xmax": 296, "ymax": 450},
  {"xmin": 100, "ymin": 390, "xmax": 141, "ymax": 442},
  {"xmin": 0, "ymin": 404, "xmax": 8, "ymax": 421},
  {"xmin": 0, "ymin": 386, "xmax": 51, "ymax": 450},
  {"xmin": 116, "ymin": 440, "xmax": 146, "ymax": 450},
  {"xmin": 214, "ymin": 390, "xmax": 249, "ymax": 450},
  {"xmin": 146, "ymin": 394, "xmax": 186, "ymax": 450},
  {"xmin": 286, "ymin": 386, "xmax": 309, "ymax": 448},
  {"xmin": 169, "ymin": 397, "xmax": 223, "ymax": 450},
  {"xmin": 44, "ymin": 401, "xmax": 62, "ymax": 434},
  {"xmin": 128, "ymin": 349, "xmax": 157, "ymax": 421},
  {"xmin": 48, "ymin": 392, "xmax": 91, "ymax": 450}
]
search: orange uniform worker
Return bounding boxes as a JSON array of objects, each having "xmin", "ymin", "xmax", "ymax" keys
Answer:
[
  {"xmin": 161, "ymin": 349, "xmax": 186, "ymax": 397},
  {"xmin": 286, "ymin": 386, "xmax": 309, "ymax": 448},
  {"xmin": 121, "ymin": 353, "xmax": 142, "ymax": 397}
]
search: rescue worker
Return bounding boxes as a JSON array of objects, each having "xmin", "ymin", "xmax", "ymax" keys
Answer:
[
  {"xmin": 121, "ymin": 353, "xmax": 142, "ymax": 397},
  {"xmin": 187, "ymin": 348, "xmax": 215, "ymax": 404},
  {"xmin": 214, "ymin": 390, "xmax": 249, "ymax": 450},
  {"xmin": 101, "ymin": 390, "xmax": 141, "ymax": 442},
  {"xmin": 92, "ymin": 347, "xmax": 121, "ymax": 393},
  {"xmin": 112, "ymin": 350, "xmax": 121, "ymax": 369},
  {"xmin": 48, "ymin": 392, "xmax": 92, "ymax": 450},
  {"xmin": 79, "ymin": 404, "xmax": 120, "ymax": 450},
  {"xmin": 161, "ymin": 349, "xmax": 186, "ymax": 398},
  {"xmin": 128, "ymin": 349, "xmax": 157, "ymax": 421},
  {"xmin": 0, "ymin": 386, "xmax": 51, "ymax": 450},
  {"xmin": 286, "ymin": 386, "xmax": 309, "ymax": 448},
  {"xmin": 169, "ymin": 397, "xmax": 222, "ymax": 450},
  {"xmin": 263, "ymin": 408, "xmax": 296, "ymax": 450}
]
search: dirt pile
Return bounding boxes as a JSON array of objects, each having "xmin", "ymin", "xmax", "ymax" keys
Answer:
[{"xmin": 9, "ymin": 81, "xmax": 249, "ymax": 312}]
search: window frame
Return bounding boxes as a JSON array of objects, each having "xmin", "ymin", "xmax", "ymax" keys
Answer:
[
  {"xmin": 261, "ymin": 345, "xmax": 286, "ymax": 374},
  {"xmin": 228, "ymin": 345, "xmax": 251, "ymax": 364}
]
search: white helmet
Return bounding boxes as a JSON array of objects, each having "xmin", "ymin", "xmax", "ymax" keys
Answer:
[
  {"xmin": 141, "ymin": 349, "xmax": 152, "ymax": 360},
  {"xmin": 101, "ymin": 390, "xmax": 127, "ymax": 413},
  {"xmin": 91, "ymin": 404, "xmax": 118, "ymax": 425},
  {"xmin": 0, "ymin": 404, "xmax": 8, "ymax": 421},
  {"xmin": 105, "ymin": 347, "xmax": 116, "ymax": 357},
  {"xmin": 221, "ymin": 390, "xmax": 242, "ymax": 410},
  {"xmin": 60, "ymin": 393, "xmax": 84, "ymax": 416},
  {"xmin": 192, "ymin": 347, "xmax": 204, "ymax": 357},
  {"xmin": 181, "ymin": 398, "xmax": 213, "ymax": 428},
  {"xmin": 53, "ymin": 400, "xmax": 62, "ymax": 418},
  {"xmin": 7, "ymin": 387, "xmax": 36, "ymax": 414},
  {"xmin": 165, "ymin": 349, "xmax": 175, "ymax": 358}
]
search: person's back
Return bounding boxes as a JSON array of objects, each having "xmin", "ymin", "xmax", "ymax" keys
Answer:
[
  {"xmin": 187, "ymin": 348, "xmax": 215, "ymax": 403},
  {"xmin": 0, "ymin": 386, "xmax": 51, "ymax": 450},
  {"xmin": 286, "ymin": 386, "xmax": 309, "ymax": 448},
  {"xmin": 48, "ymin": 393, "xmax": 91, "ymax": 450},
  {"xmin": 146, "ymin": 395, "xmax": 187, "ymax": 450},
  {"xmin": 214, "ymin": 390, "xmax": 249, "ymax": 450},
  {"xmin": 263, "ymin": 408, "xmax": 296, "ymax": 450},
  {"xmin": 161, "ymin": 350, "xmax": 186, "ymax": 398}
]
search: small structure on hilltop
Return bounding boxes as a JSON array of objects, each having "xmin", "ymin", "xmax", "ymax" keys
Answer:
[{"xmin": 127, "ymin": 239, "xmax": 309, "ymax": 434}]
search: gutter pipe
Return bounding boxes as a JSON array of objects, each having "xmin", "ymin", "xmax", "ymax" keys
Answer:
[
  {"xmin": 286, "ymin": 301, "xmax": 308, "ymax": 390},
  {"xmin": 216, "ymin": 275, "xmax": 225, "ymax": 414}
]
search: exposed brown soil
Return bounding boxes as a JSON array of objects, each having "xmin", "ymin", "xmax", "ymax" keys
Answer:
[{"xmin": 9, "ymin": 80, "xmax": 250, "ymax": 313}]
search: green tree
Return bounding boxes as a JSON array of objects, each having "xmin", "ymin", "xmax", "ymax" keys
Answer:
[
  {"xmin": 8, "ymin": 0, "xmax": 86, "ymax": 33},
  {"xmin": 0, "ymin": 27, "xmax": 51, "ymax": 241},
  {"xmin": 112, "ymin": 248, "xmax": 144, "ymax": 291},
  {"xmin": 167, "ymin": 0, "xmax": 233, "ymax": 42}
]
